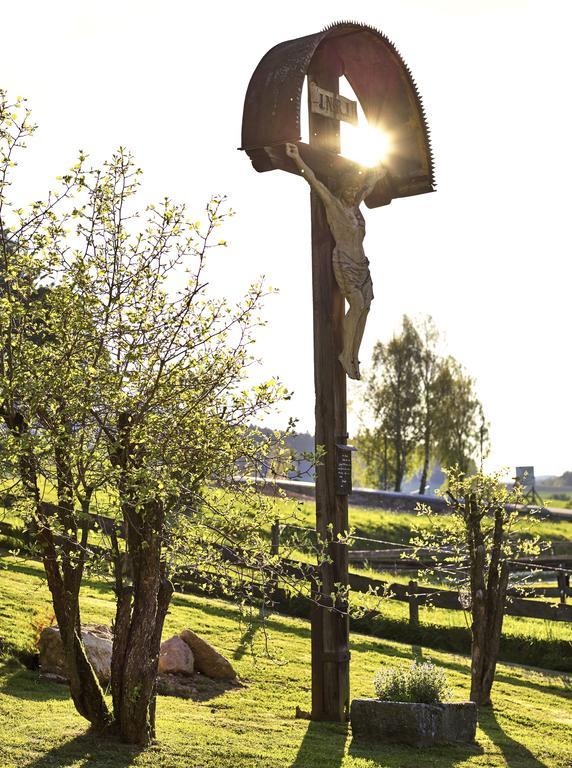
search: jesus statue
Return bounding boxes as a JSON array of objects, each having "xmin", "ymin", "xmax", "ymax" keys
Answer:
[{"xmin": 283, "ymin": 142, "xmax": 388, "ymax": 380}]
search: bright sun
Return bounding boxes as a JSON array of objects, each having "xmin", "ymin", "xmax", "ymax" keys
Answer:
[{"xmin": 341, "ymin": 123, "xmax": 391, "ymax": 168}]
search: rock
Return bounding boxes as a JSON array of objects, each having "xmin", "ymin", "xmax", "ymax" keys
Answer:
[
  {"xmin": 38, "ymin": 628, "xmax": 65, "ymax": 678},
  {"xmin": 38, "ymin": 624, "xmax": 112, "ymax": 685},
  {"xmin": 350, "ymin": 699, "xmax": 477, "ymax": 747},
  {"xmin": 180, "ymin": 629, "xmax": 237, "ymax": 680},
  {"xmin": 159, "ymin": 635, "xmax": 194, "ymax": 676},
  {"xmin": 81, "ymin": 626, "xmax": 113, "ymax": 684}
]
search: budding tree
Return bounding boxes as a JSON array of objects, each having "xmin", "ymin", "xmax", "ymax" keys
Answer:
[
  {"xmin": 0, "ymin": 91, "xmax": 289, "ymax": 744},
  {"xmin": 412, "ymin": 468, "xmax": 542, "ymax": 705},
  {"xmin": 364, "ymin": 316, "xmax": 422, "ymax": 491}
]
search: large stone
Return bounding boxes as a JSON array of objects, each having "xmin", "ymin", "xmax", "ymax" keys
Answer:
[
  {"xmin": 159, "ymin": 635, "xmax": 194, "ymax": 676},
  {"xmin": 350, "ymin": 699, "xmax": 477, "ymax": 747},
  {"xmin": 38, "ymin": 624, "xmax": 113, "ymax": 685},
  {"xmin": 180, "ymin": 629, "xmax": 237, "ymax": 680}
]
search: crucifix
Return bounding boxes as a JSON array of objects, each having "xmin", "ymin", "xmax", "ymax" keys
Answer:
[{"xmin": 241, "ymin": 22, "xmax": 434, "ymax": 722}]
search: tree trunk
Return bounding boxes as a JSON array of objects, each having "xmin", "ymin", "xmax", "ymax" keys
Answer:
[
  {"xmin": 476, "ymin": 509, "xmax": 510, "ymax": 705},
  {"xmin": 468, "ymin": 499, "xmax": 510, "ymax": 705},
  {"xmin": 419, "ymin": 428, "xmax": 431, "ymax": 495},
  {"xmin": 38, "ymin": 515, "xmax": 111, "ymax": 728},
  {"xmin": 467, "ymin": 493, "xmax": 488, "ymax": 705},
  {"xmin": 479, "ymin": 562, "xmax": 509, "ymax": 704},
  {"xmin": 113, "ymin": 499, "xmax": 173, "ymax": 745},
  {"xmin": 4, "ymin": 410, "xmax": 110, "ymax": 729},
  {"xmin": 62, "ymin": 624, "xmax": 113, "ymax": 727},
  {"xmin": 110, "ymin": 581, "xmax": 132, "ymax": 719},
  {"xmin": 116, "ymin": 573, "xmax": 173, "ymax": 744},
  {"xmin": 394, "ymin": 453, "xmax": 404, "ymax": 492},
  {"xmin": 393, "ymin": 436, "xmax": 403, "ymax": 492}
]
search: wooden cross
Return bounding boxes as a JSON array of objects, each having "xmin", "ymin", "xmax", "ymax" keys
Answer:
[{"xmin": 241, "ymin": 22, "xmax": 434, "ymax": 722}]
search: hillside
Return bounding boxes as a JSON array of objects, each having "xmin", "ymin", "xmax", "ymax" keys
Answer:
[{"xmin": 0, "ymin": 555, "xmax": 571, "ymax": 768}]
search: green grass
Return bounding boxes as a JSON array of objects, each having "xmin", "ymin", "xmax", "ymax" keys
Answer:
[
  {"xmin": 274, "ymin": 496, "xmax": 572, "ymax": 555},
  {"xmin": 273, "ymin": 495, "xmax": 572, "ymax": 667},
  {"xmin": 2, "ymin": 488, "xmax": 570, "ymax": 673},
  {"xmin": 352, "ymin": 589, "xmax": 572, "ymax": 643},
  {"xmin": 544, "ymin": 497, "xmax": 572, "ymax": 510},
  {"xmin": 0, "ymin": 554, "xmax": 571, "ymax": 767}
]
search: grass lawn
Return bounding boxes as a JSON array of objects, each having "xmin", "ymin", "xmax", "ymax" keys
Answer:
[
  {"xmin": 270, "ymin": 495, "xmax": 572, "ymax": 555},
  {"xmin": 2, "ymin": 491, "xmax": 571, "ymax": 670},
  {"xmin": 0, "ymin": 555, "xmax": 571, "ymax": 768}
]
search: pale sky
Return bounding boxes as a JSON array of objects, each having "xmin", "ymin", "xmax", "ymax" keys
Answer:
[{"xmin": 1, "ymin": 0, "xmax": 570, "ymax": 476}]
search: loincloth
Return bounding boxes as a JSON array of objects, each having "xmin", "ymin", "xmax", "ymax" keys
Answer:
[{"xmin": 332, "ymin": 248, "xmax": 374, "ymax": 303}]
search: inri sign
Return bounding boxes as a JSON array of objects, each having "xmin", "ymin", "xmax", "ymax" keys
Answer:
[{"xmin": 309, "ymin": 82, "xmax": 358, "ymax": 125}]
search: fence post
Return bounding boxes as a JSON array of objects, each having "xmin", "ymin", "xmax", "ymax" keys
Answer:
[
  {"xmin": 262, "ymin": 518, "xmax": 281, "ymax": 617},
  {"xmin": 408, "ymin": 580, "xmax": 419, "ymax": 627},
  {"xmin": 557, "ymin": 566, "xmax": 569, "ymax": 605},
  {"xmin": 271, "ymin": 518, "xmax": 280, "ymax": 557}
]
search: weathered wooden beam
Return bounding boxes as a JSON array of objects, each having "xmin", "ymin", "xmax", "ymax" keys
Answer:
[{"xmin": 308, "ymin": 50, "xmax": 350, "ymax": 724}]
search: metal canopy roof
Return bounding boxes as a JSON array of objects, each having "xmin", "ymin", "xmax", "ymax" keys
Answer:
[{"xmin": 241, "ymin": 22, "xmax": 434, "ymax": 209}]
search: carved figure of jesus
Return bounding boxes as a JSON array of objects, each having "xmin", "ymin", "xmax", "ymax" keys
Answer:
[{"xmin": 284, "ymin": 142, "xmax": 387, "ymax": 380}]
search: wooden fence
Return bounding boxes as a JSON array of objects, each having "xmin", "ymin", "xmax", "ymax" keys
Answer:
[
  {"xmin": 273, "ymin": 522, "xmax": 572, "ymax": 623},
  {"xmin": 1, "ymin": 518, "xmax": 571, "ymax": 626}
]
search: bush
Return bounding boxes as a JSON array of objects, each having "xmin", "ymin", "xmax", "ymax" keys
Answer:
[{"xmin": 373, "ymin": 660, "xmax": 451, "ymax": 704}]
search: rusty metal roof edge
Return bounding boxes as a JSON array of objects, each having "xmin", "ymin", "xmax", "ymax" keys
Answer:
[
  {"xmin": 321, "ymin": 20, "xmax": 435, "ymax": 187},
  {"xmin": 241, "ymin": 21, "xmax": 435, "ymax": 188},
  {"xmin": 241, "ymin": 30, "xmax": 328, "ymax": 152}
]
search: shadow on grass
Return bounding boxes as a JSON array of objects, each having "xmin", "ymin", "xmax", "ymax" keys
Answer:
[
  {"xmin": 478, "ymin": 708, "xmax": 549, "ymax": 768},
  {"xmin": 0, "ymin": 664, "xmax": 69, "ymax": 701},
  {"xmin": 23, "ymin": 732, "xmax": 142, "ymax": 768},
  {"xmin": 292, "ymin": 719, "xmax": 483, "ymax": 768},
  {"xmin": 350, "ymin": 636, "xmax": 417, "ymax": 661},
  {"xmin": 177, "ymin": 673, "xmax": 245, "ymax": 703},
  {"xmin": 347, "ymin": 736, "xmax": 483, "ymax": 767},
  {"xmin": 291, "ymin": 720, "xmax": 348, "ymax": 768},
  {"xmin": 2, "ymin": 662, "xmax": 238, "ymax": 707},
  {"xmin": 233, "ymin": 622, "xmax": 259, "ymax": 661},
  {"xmin": 170, "ymin": 592, "xmax": 311, "ymax": 642},
  {"xmin": 0, "ymin": 554, "xmax": 116, "ymax": 595}
]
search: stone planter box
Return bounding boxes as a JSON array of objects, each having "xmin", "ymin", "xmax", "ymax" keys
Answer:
[{"xmin": 351, "ymin": 699, "xmax": 477, "ymax": 747}]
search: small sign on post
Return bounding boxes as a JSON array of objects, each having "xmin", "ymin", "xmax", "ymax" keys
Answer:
[
  {"xmin": 515, "ymin": 466, "xmax": 535, "ymax": 491},
  {"xmin": 514, "ymin": 466, "xmax": 543, "ymax": 507},
  {"xmin": 335, "ymin": 442, "xmax": 356, "ymax": 495},
  {"xmin": 310, "ymin": 82, "xmax": 358, "ymax": 125}
]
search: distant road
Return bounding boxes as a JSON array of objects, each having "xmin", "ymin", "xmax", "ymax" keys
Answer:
[
  {"xmin": 543, "ymin": 506, "xmax": 572, "ymax": 521},
  {"xmin": 259, "ymin": 478, "xmax": 572, "ymax": 522}
]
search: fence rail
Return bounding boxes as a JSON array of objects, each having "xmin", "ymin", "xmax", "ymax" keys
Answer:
[
  {"xmin": 273, "ymin": 522, "xmax": 572, "ymax": 621},
  {"xmin": 1, "ymin": 519, "xmax": 571, "ymax": 626}
]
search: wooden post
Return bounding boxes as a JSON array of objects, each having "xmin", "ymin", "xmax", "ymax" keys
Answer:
[
  {"xmin": 308, "ymin": 49, "xmax": 350, "ymax": 723},
  {"xmin": 263, "ymin": 518, "xmax": 281, "ymax": 617},
  {"xmin": 557, "ymin": 566, "xmax": 568, "ymax": 605},
  {"xmin": 408, "ymin": 579, "xmax": 420, "ymax": 627},
  {"xmin": 270, "ymin": 518, "xmax": 280, "ymax": 557}
]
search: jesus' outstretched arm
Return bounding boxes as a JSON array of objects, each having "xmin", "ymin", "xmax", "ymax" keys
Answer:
[{"xmin": 284, "ymin": 142, "xmax": 337, "ymax": 209}]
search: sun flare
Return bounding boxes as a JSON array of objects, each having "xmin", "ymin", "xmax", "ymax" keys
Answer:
[{"xmin": 341, "ymin": 123, "xmax": 391, "ymax": 168}]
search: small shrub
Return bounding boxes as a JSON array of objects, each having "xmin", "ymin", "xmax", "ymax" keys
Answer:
[{"xmin": 373, "ymin": 660, "xmax": 451, "ymax": 704}]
